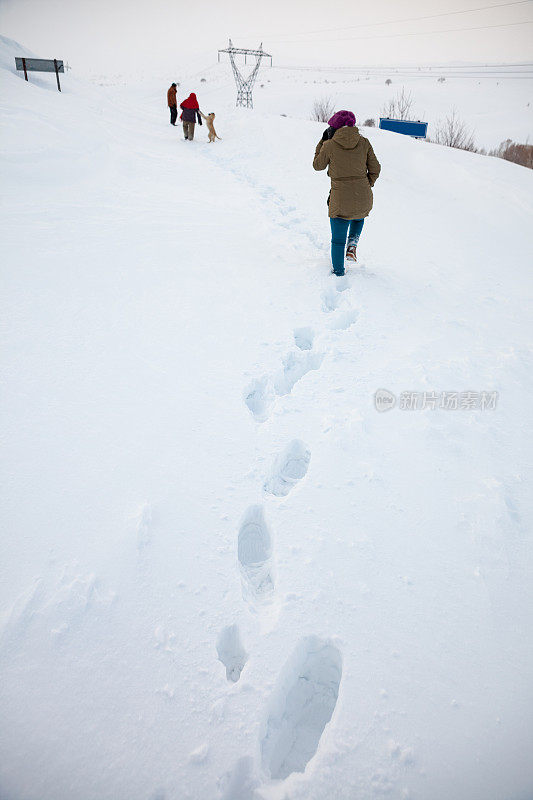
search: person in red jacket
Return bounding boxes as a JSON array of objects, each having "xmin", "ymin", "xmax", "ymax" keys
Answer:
[
  {"xmin": 180, "ymin": 93, "xmax": 203, "ymax": 141},
  {"xmin": 167, "ymin": 83, "xmax": 178, "ymax": 125}
]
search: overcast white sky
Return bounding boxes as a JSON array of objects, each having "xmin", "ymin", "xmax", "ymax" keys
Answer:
[{"xmin": 1, "ymin": 0, "xmax": 532, "ymax": 74}]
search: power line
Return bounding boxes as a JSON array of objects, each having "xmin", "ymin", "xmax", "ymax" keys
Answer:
[
  {"xmin": 272, "ymin": 19, "xmax": 533, "ymax": 46},
  {"xmin": 273, "ymin": 61, "xmax": 533, "ymax": 69},
  {"xmin": 241, "ymin": 1, "xmax": 532, "ymax": 42},
  {"xmin": 272, "ymin": 64, "xmax": 533, "ymax": 78}
]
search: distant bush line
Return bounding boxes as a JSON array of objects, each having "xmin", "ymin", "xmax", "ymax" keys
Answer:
[
  {"xmin": 487, "ymin": 139, "xmax": 533, "ymax": 169},
  {"xmin": 310, "ymin": 94, "xmax": 532, "ymax": 170}
]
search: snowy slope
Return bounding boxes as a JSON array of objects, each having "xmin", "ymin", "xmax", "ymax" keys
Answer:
[{"xmin": 1, "ymin": 38, "xmax": 533, "ymax": 800}]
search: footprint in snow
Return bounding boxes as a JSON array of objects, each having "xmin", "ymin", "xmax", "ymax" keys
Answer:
[
  {"xmin": 238, "ymin": 505, "xmax": 275, "ymax": 609},
  {"xmin": 334, "ymin": 274, "xmax": 351, "ymax": 292},
  {"xmin": 327, "ymin": 308, "xmax": 359, "ymax": 331},
  {"xmin": 264, "ymin": 439, "xmax": 311, "ymax": 497},
  {"xmin": 216, "ymin": 624, "xmax": 247, "ymax": 683},
  {"xmin": 261, "ymin": 636, "xmax": 342, "ymax": 780},
  {"xmin": 243, "ymin": 376, "xmax": 275, "ymax": 422},
  {"xmin": 244, "ymin": 351, "xmax": 323, "ymax": 421},
  {"xmin": 293, "ymin": 326, "xmax": 315, "ymax": 351},
  {"xmin": 273, "ymin": 350, "xmax": 324, "ymax": 396},
  {"xmin": 322, "ymin": 285, "xmax": 342, "ymax": 312}
]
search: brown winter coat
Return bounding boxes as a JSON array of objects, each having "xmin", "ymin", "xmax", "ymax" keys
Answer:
[
  {"xmin": 167, "ymin": 85, "xmax": 177, "ymax": 107},
  {"xmin": 313, "ymin": 126, "xmax": 381, "ymax": 219}
]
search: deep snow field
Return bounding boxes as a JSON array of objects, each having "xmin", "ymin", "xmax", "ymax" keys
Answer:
[{"xmin": 1, "ymin": 33, "xmax": 533, "ymax": 800}]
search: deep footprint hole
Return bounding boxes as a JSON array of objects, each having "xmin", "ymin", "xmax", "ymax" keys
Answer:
[{"xmin": 261, "ymin": 636, "xmax": 342, "ymax": 780}]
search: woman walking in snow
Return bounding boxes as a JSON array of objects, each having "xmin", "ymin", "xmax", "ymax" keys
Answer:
[
  {"xmin": 179, "ymin": 92, "xmax": 203, "ymax": 141},
  {"xmin": 313, "ymin": 110, "xmax": 381, "ymax": 276}
]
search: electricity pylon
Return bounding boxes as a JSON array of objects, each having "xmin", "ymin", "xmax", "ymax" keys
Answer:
[{"xmin": 218, "ymin": 40, "xmax": 272, "ymax": 109}]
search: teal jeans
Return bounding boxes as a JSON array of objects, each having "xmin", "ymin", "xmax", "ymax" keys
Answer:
[{"xmin": 330, "ymin": 217, "xmax": 365, "ymax": 274}]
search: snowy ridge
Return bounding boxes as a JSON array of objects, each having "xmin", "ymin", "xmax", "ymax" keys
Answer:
[
  {"xmin": 1, "ymin": 35, "xmax": 533, "ymax": 800},
  {"xmin": 0, "ymin": 33, "xmax": 35, "ymax": 73}
]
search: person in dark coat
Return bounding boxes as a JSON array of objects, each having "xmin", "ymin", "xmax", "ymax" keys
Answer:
[
  {"xmin": 313, "ymin": 109, "xmax": 381, "ymax": 276},
  {"xmin": 167, "ymin": 83, "xmax": 178, "ymax": 125},
  {"xmin": 180, "ymin": 93, "xmax": 203, "ymax": 141}
]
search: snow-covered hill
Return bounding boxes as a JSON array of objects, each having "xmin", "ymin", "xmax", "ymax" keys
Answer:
[{"xmin": 1, "ymin": 37, "xmax": 533, "ymax": 800}]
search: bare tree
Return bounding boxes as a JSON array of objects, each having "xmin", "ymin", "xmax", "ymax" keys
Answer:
[
  {"xmin": 433, "ymin": 109, "xmax": 476, "ymax": 152},
  {"xmin": 310, "ymin": 97, "xmax": 335, "ymax": 123},
  {"xmin": 489, "ymin": 139, "xmax": 533, "ymax": 168},
  {"xmin": 381, "ymin": 87, "xmax": 414, "ymax": 120},
  {"xmin": 385, "ymin": 78, "xmax": 392, "ymax": 85}
]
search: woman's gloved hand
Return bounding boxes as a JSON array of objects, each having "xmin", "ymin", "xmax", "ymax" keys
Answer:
[{"xmin": 322, "ymin": 126, "xmax": 335, "ymax": 141}]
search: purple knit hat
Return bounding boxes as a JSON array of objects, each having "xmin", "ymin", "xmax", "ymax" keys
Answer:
[{"xmin": 328, "ymin": 110, "xmax": 356, "ymax": 129}]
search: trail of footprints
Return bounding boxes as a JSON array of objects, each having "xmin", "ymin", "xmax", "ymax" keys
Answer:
[
  {"xmin": 218, "ymin": 276, "xmax": 358, "ymax": 791},
  {"xmin": 244, "ymin": 284, "xmax": 356, "ymax": 424}
]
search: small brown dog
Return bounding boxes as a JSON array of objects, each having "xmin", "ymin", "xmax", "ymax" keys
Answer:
[{"xmin": 200, "ymin": 111, "xmax": 221, "ymax": 143}]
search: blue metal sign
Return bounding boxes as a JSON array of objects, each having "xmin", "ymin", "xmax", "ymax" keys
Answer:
[{"xmin": 379, "ymin": 118, "xmax": 428, "ymax": 139}]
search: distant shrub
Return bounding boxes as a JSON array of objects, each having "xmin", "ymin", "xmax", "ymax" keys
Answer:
[
  {"xmin": 432, "ymin": 109, "xmax": 476, "ymax": 152},
  {"xmin": 364, "ymin": 118, "xmax": 376, "ymax": 127},
  {"xmin": 385, "ymin": 78, "xmax": 392, "ymax": 85},
  {"xmin": 200, "ymin": 78, "xmax": 206, "ymax": 83},
  {"xmin": 437, "ymin": 76, "xmax": 446, "ymax": 83},
  {"xmin": 381, "ymin": 87, "xmax": 414, "ymax": 120},
  {"xmin": 310, "ymin": 96, "xmax": 335, "ymax": 123},
  {"xmin": 489, "ymin": 139, "xmax": 533, "ymax": 169}
]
